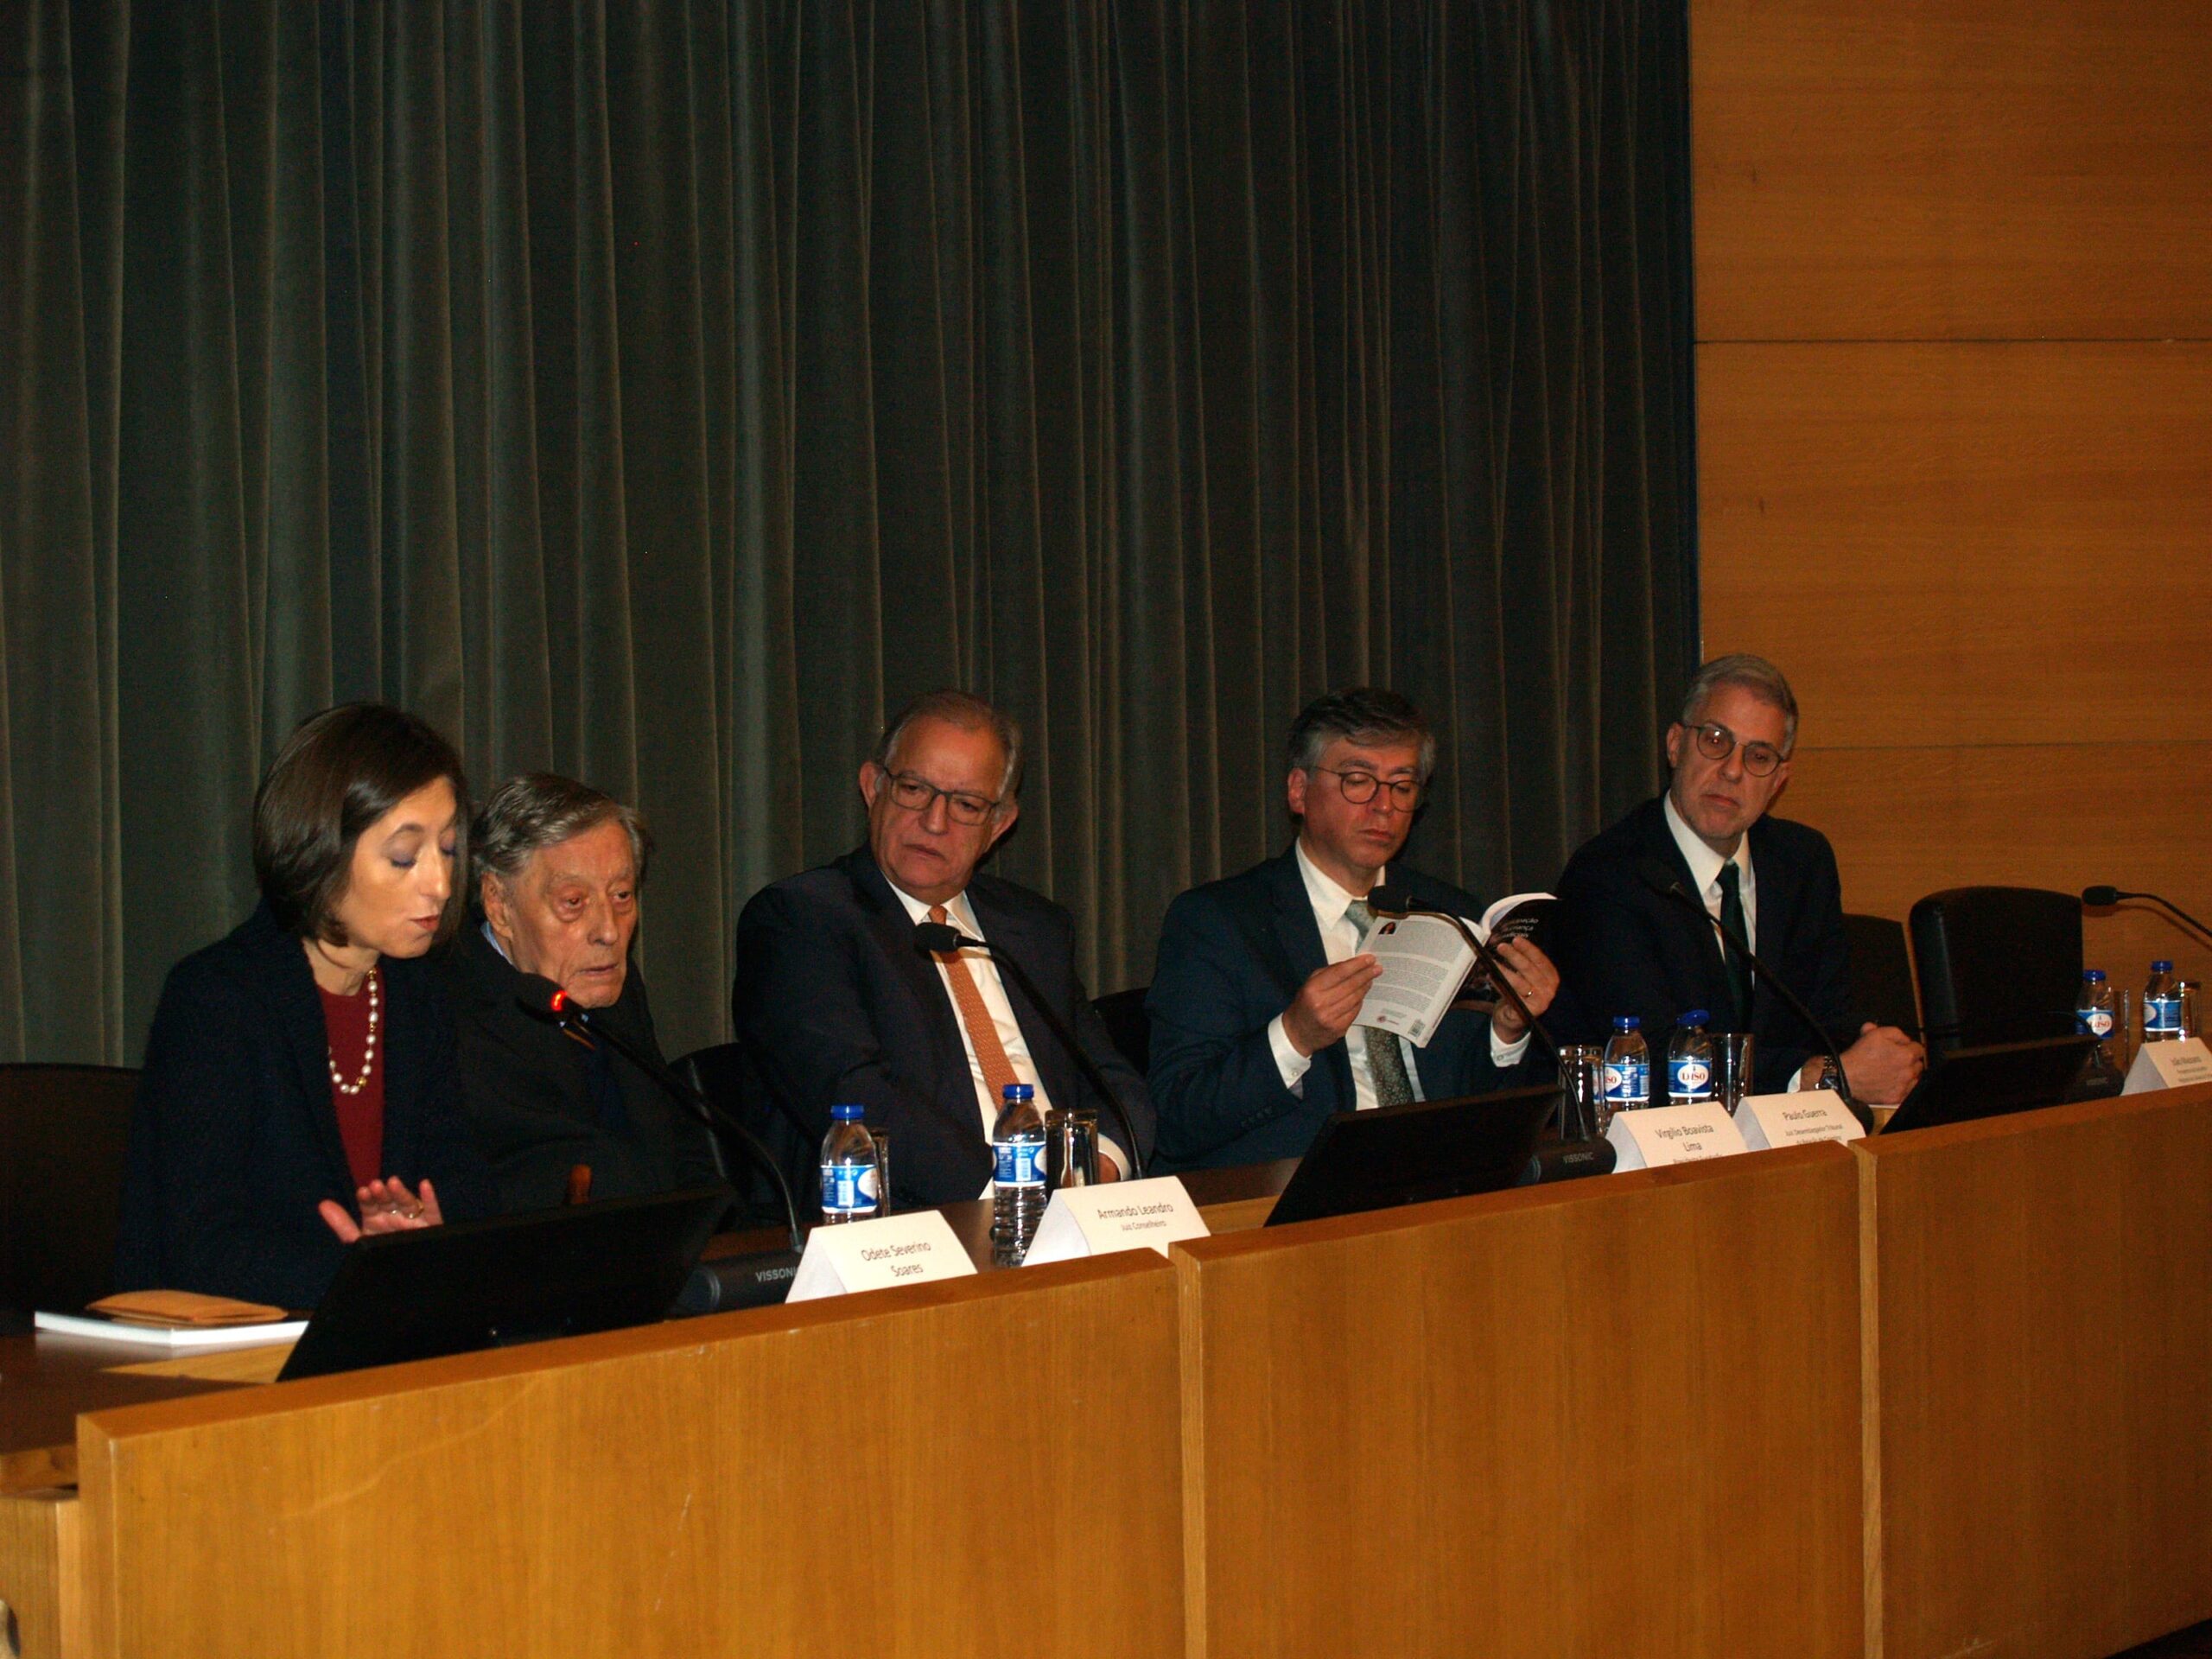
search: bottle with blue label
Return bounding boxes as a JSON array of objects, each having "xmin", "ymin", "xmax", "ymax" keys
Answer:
[
  {"xmin": 2144, "ymin": 960, "xmax": 2182, "ymax": 1042},
  {"xmin": 1667, "ymin": 1010, "xmax": 1716, "ymax": 1107},
  {"xmin": 2076, "ymin": 969, "xmax": 2123, "ymax": 1079},
  {"xmin": 1602, "ymin": 1015, "xmax": 1651, "ymax": 1110},
  {"xmin": 818, "ymin": 1103, "xmax": 879, "ymax": 1224},
  {"xmin": 991, "ymin": 1082, "xmax": 1048, "ymax": 1261}
]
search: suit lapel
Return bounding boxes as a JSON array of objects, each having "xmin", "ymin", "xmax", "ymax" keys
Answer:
[
  {"xmin": 1743, "ymin": 818, "xmax": 1798, "ymax": 1034},
  {"xmin": 252, "ymin": 912, "xmax": 364, "ymax": 1197},
  {"xmin": 968, "ymin": 885, "xmax": 1077, "ymax": 1105},
  {"xmin": 1263, "ymin": 844, "xmax": 1354, "ymax": 1105},
  {"xmin": 843, "ymin": 850, "xmax": 969, "ymax": 1085},
  {"xmin": 1641, "ymin": 803, "xmax": 1734, "ymax": 1020}
]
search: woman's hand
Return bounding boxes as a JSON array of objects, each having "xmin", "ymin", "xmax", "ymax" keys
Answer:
[{"xmin": 319, "ymin": 1177, "xmax": 443, "ymax": 1243}]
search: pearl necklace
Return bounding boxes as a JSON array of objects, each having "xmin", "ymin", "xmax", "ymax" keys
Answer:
[{"xmin": 327, "ymin": 968, "xmax": 381, "ymax": 1096}]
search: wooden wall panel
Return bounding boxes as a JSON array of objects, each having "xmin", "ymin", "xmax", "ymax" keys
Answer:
[
  {"xmin": 1859, "ymin": 1086, "xmax": 2212, "ymax": 1658},
  {"xmin": 1694, "ymin": 0, "xmax": 2212, "ymax": 340},
  {"xmin": 0, "ymin": 1491, "xmax": 80, "ymax": 1659},
  {"xmin": 1772, "ymin": 742, "xmax": 2212, "ymax": 984},
  {"xmin": 1178, "ymin": 1149, "xmax": 1864, "ymax": 1659},
  {"xmin": 76, "ymin": 1257, "xmax": 1184, "ymax": 1659},
  {"xmin": 1699, "ymin": 341, "xmax": 2212, "ymax": 748}
]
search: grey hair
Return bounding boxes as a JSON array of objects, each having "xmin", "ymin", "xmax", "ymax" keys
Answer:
[
  {"xmin": 872, "ymin": 690, "xmax": 1023, "ymax": 806},
  {"xmin": 1679, "ymin": 653, "xmax": 1799, "ymax": 753},
  {"xmin": 1285, "ymin": 688, "xmax": 1438, "ymax": 784},
  {"xmin": 473, "ymin": 773, "xmax": 652, "ymax": 893}
]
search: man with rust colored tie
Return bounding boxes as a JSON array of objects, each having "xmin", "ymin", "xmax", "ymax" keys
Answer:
[{"xmin": 733, "ymin": 691, "xmax": 1153, "ymax": 1209}]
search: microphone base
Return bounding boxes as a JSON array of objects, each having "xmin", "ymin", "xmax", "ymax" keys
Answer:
[
  {"xmin": 673, "ymin": 1248, "xmax": 803, "ymax": 1315},
  {"xmin": 1523, "ymin": 1137, "xmax": 1618, "ymax": 1184}
]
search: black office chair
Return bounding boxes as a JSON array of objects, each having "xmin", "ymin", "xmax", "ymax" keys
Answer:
[
  {"xmin": 1092, "ymin": 988, "xmax": 1151, "ymax": 1075},
  {"xmin": 672, "ymin": 1040, "xmax": 813, "ymax": 1230},
  {"xmin": 1842, "ymin": 912, "xmax": 1919, "ymax": 1035},
  {"xmin": 1909, "ymin": 887, "xmax": 2082, "ymax": 1056},
  {"xmin": 0, "ymin": 1063, "xmax": 140, "ymax": 1316}
]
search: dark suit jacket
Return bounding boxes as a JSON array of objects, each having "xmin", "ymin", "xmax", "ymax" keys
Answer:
[
  {"xmin": 731, "ymin": 848, "xmax": 1155, "ymax": 1208},
  {"xmin": 1547, "ymin": 795, "xmax": 1854, "ymax": 1095},
  {"xmin": 1145, "ymin": 845, "xmax": 1548, "ymax": 1170},
  {"xmin": 439, "ymin": 924, "xmax": 724, "ymax": 1213},
  {"xmin": 114, "ymin": 903, "xmax": 495, "ymax": 1309}
]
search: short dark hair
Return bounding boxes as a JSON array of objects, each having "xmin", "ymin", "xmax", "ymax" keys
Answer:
[
  {"xmin": 474, "ymin": 774, "xmax": 652, "ymax": 894},
  {"xmin": 1284, "ymin": 688, "xmax": 1437, "ymax": 783},
  {"xmin": 252, "ymin": 703, "xmax": 472, "ymax": 946},
  {"xmin": 872, "ymin": 689, "xmax": 1024, "ymax": 805}
]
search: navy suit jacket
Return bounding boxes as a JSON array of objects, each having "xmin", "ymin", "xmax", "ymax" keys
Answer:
[
  {"xmin": 439, "ymin": 924, "xmax": 724, "ymax": 1214},
  {"xmin": 114, "ymin": 903, "xmax": 495, "ymax": 1309},
  {"xmin": 731, "ymin": 848, "xmax": 1155, "ymax": 1209},
  {"xmin": 1145, "ymin": 845, "xmax": 1548, "ymax": 1169},
  {"xmin": 1547, "ymin": 795, "xmax": 1855, "ymax": 1095}
]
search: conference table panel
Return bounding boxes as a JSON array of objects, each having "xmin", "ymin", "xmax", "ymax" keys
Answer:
[
  {"xmin": 1861, "ymin": 1084, "xmax": 2212, "ymax": 1659},
  {"xmin": 73, "ymin": 1253, "xmax": 1183, "ymax": 1659},
  {"xmin": 1174, "ymin": 1145, "xmax": 1863, "ymax": 1659}
]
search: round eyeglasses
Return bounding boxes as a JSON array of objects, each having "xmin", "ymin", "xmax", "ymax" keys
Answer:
[
  {"xmin": 1313, "ymin": 766, "xmax": 1423, "ymax": 810},
  {"xmin": 1690, "ymin": 721, "xmax": 1785, "ymax": 777}
]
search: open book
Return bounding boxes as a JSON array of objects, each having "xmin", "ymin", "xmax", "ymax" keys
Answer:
[{"xmin": 1353, "ymin": 892, "xmax": 1553, "ymax": 1048}]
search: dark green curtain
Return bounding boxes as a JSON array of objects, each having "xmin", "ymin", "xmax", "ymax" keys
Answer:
[{"xmin": 0, "ymin": 0, "xmax": 1695, "ymax": 1067}]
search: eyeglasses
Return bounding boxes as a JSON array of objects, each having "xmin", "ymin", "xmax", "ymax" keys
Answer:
[
  {"xmin": 881, "ymin": 771, "xmax": 1001, "ymax": 827},
  {"xmin": 1690, "ymin": 721, "xmax": 1785, "ymax": 777},
  {"xmin": 1314, "ymin": 767, "xmax": 1423, "ymax": 810}
]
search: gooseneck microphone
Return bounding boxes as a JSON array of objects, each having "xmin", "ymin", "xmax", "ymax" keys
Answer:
[
  {"xmin": 515, "ymin": 975, "xmax": 804, "ymax": 1255},
  {"xmin": 1363, "ymin": 885, "xmax": 1560, "ymax": 1066},
  {"xmin": 912, "ymin": 921, "xmax": 1148, "ymax": 1180},
  {"xmin": 1634, "ymin": 856, "xmax": 1870, "ymax": 1129},
  {"xmin": 2082, "ymin": 886, "xmax": 2212, "ymax": 950}
]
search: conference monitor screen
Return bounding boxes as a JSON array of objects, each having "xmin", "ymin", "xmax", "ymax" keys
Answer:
[
  {"xmin": 278, "ymin": 1183, "xmax": 733, "ymax": 1382},
  {"xmin": 1266, "ymin": 1084, "xmax": 1557, "ymax": 1229},
  {"xmin": 1878, "ymin": 1034, "xmax": 2097, "ymax": 1137}
]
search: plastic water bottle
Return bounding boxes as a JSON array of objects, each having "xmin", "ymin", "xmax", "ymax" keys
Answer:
[
  {"xmin": 2075, "ymin": 969, "xmax": 2122, "ymax": 1081},
  {"xmin": 2144, "ymin": 960, "xmax": 2182, "ymax": 1043},
  {"xmin": 990, "ymin": 1082, "xmax": 1048, "ymax": 1260},
  {"xmin": 1667, "ymin": 1010, "xmax": 1715, "ymax": 1106},
  {"xmin": 818, "ymin": 1103, "xmax": 879, "ymax": 1223},
  {"xmin": 1602, "ymin": 1016, "xmax": 1651, "ymax": 1111}
]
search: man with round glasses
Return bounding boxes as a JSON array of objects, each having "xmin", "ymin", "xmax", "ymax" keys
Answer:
[
  {"xmin": 1145, "ymin": 688, "xmax": 1558, "ymax": 1169},
  {"xmin": 733, "ymin": 689, "xmax": 1154, "ymax": 1206},
  {"xmin": 1549, "ymin": 653, "xmax": 1923, "ymax": 1102}
]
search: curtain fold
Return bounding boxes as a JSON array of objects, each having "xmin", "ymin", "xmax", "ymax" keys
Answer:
[{"xmin": 0, "ymin": 0, "xmax": 1695, "ymax": 1066}]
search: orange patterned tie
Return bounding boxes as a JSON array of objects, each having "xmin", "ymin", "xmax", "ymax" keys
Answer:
[{"xmin": 930, "ymin": 905, "xmax": 1024, "ymax": 1103}]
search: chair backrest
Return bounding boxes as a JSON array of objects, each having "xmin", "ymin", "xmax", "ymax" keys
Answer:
[
  {"xmin": 0, "ymin": 1063, "xmax": 141, "ymax": 1315},
  {"xmin": 1909, "ymin": 887, "xmax": 2082, "ymax": 1056},
  {"xmin": 1092, "ymin": 988, "xmax": 1151, "ymax": 1076},
  {"xmin": 1842, "ymin": 912, "xmax": 1919, "ymax": 1035},
  {"xmin": 672, "ymin": 1040, "xmax": 815, "ymax": 1229}
]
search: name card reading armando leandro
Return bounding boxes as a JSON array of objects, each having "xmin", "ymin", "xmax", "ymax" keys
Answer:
[
  {"xmin": 1605, "ymin": 1102, "xmax": 1750, "ymax": 1170},
  {"xmin": 787, "ymin": 1209, "xmax": 977, "ymax": 1301},
  {"xmin": 1024, "ymin": 1177, "xmax": 1211, "ymax": 1264}
]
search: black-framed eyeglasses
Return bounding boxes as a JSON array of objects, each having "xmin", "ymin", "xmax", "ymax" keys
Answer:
[
  {"xmin": 1314, "ymin": 766, "xmax": 1423, "ymax": 810},
  {"xmin": 881, "ymin": 770, "xmax": 1001, "ymax": 826},
  {"xmin": 1691, "ymin": 721, "xmax": 1785, "ymax": 777}
]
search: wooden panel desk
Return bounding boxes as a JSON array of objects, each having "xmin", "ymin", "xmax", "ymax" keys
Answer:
[
  {"xmin": 1858, "ymin": 1082, "xmax": 2212, "ymax": 1659},
  {"xmin": 1173, "ymin": 1144, "xmax": 1865, "ymax": 1659}
]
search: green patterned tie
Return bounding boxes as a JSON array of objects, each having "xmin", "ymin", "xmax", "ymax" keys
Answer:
[
  {"xmin": 1346, "ymin": 899, "xmax": 1416, "ymax": 1108},
  {"xmin": 1715, "ymin": 862, "xmax": 1754, "ymax": 1028}
]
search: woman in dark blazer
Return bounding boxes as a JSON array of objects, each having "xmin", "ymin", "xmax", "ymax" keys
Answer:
[{"xmin": 114, "ymin": 703, "xmax": 495, "ymax": 1309}]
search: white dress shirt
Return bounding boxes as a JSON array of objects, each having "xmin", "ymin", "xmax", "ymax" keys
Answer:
[
  {"xmin": 1264, "ymin": 841, "xmax": 1531, "ymax": 1111},
  {"xmin": 883, "ymin": 880, "xmax": 1129, "ymax": 1188},
  {"xmin": 1662, "ymin": 793, "xmax": 1808, "ymax": 1091}
]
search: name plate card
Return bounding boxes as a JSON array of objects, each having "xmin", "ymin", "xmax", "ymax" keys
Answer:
[
  {"xmin": 2122, "ymin": 1035, "xmax": 2212, "ymax": 1095},
  {"xmin": 1605, "ymin": 1102, "xmax": 1750, "ymax": 1171},
  {"xmin": 1733, "ymin": 1091, "xmax": 1866, "ymax": 1151},
  {"xmin": 787, "ymin": 1209, "xmax": 977, "ymax": 1301},
  {"xmin": 1023, "ymin": 1177, "xmax": 1211, "ymax": 1265}
]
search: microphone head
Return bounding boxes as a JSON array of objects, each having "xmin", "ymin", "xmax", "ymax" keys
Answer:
[
  {"xmin": 514, "ymin": 973, "xmax": 573, "ymax": 1020},
  {"xmin": 1365, "ymin": 884, "xmax": 1412, "ymax": 918},
  {"xmin": 2081, "ymin": 885, "xmax": 2122, "ymax": 908},
  {"xmin": 913, "ymin": 920, "xmax": 966, "ymax": 956},
  {"xmin": 1635, "ymin": 855, "xmax": 1690, "ymax": 902}
]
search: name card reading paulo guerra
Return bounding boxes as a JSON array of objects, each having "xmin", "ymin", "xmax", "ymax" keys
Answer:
[
  {"xmin": 1733, "ymin": 1091, "xmax": 1865, "ymax": 1151},
  {"xmin": 1023, "ymin": 1176, "xmax": 1211, "ymax": 1264},
  {"xmin": 1605, "ymin": 1102, "xmax": 1751, "ymax": 1170},
  {"xmin": 786, "ymin": 1209, "xmax": 977, "ymax": 1301}
]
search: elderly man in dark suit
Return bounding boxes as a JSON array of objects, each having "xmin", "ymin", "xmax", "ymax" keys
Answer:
[
  {"xmin": 1548, "ymin": 653, "xmax": 1924, "ymax": 1102},
  {"xmin": 732, "ymin": 690, "xmax": 1153, "ymax": 1209},
  {"xmin": 1145, "ymin": 689, "xmax": 1558, "ymax": 1171},
  {"xmin": 441, "ymin": 774, "xmax": 723, "ymax": 1211}
]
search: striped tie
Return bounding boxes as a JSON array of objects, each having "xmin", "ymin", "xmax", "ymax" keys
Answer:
[{"xmin": 930, "ymin": 905, "xmax": 1023, "ymax": 1103}]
